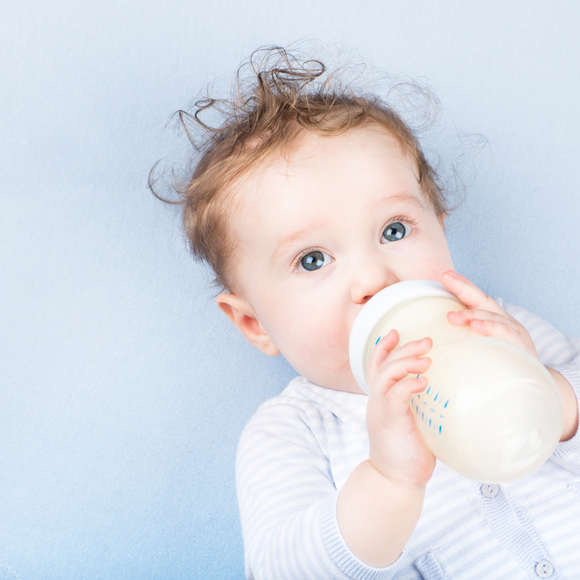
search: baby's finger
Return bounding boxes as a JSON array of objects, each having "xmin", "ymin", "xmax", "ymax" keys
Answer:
[
  {"xmin": 366, "ymin": 329, "xmax": 399, "ymax": 375},
  {"xmin": 448, "ymin": 306, "xmax": 539, "ymax": 357},
  {"xmin": 367, "ymin": 336, "xmax": 432, "ymax": 386},
  {"xmin": 375, "ymin": 336, "xmax": 432, "ymax": 363},
  {"xmin": 367, "ymin": 332, "xmax": 430, "ymax": 374},
  {"xmin": 467, "ymin": 318, "xmax": 516, "ymax": 339},
  {"xmin": 447, "ymin": 308, "xmax": 515, "ymax": 328},
  {"xmin": 441, "ymin": 270, "xmax": 503, "ymax": 315},
  {"xmin": 381, "ymin": 376, "xmax": 429, "ymax": 419},
  {"xmin": 371, "ymin": 355, "xmax": 432, "ymax": 395}
]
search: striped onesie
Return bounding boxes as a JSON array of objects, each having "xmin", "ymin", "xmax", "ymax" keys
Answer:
[{"xmin": 237, "ymin": 301, "xmax": 580, "ymax": 579}]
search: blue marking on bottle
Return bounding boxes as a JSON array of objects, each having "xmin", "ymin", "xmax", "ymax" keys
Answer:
[
  {"xmin": 430, "ymin": 408, "xmax": 435, "ymax": 413},
  {"xmin": 375, "ymin": 336, "xmax": 381, "ymax": 345},
  {"xmin": 422, "ymin": 412, "xmax": 424, "ymax": 421},
  {"xmin": 439, "ymin": 425, "xmax": 442, "ymax": 433},
  {"xmin": 429, "ymin": 419, "xmax": 432, "ymax": 427},
  {"xmin": 434, "ymin": 393, "xmax": 438, "ymax": 401},
  {"xmin": 444, "ymin": 399, "xmax": 449, "ymax": 408},
  {"xmin": 440, "ymin": 415, "xmax": 444, "ymax": 419},
  {"xmin": 427, "ymin": 386, "xmax": 431, "ymax": 394}
]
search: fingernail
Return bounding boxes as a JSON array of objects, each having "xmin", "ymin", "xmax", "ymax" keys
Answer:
[{"xmin": 452, "ymin": 271, "xmax": 470, "ymax": 282}]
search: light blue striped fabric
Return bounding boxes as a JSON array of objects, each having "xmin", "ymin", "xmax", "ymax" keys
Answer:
[{"xmin": 237, "ymin": 302, "xmax": 580, "ymax": 579}]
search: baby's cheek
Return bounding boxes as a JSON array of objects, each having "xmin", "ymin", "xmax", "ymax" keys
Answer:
[
  {"xmin": 264, "ymin": 293, "xmax": 353, "ymax": 382},
  {"xmin": 308, "ymin": 318, "xmax": 351, "ymax": 370}
]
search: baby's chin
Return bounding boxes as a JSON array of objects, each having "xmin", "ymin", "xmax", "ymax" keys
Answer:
[
  {"xmin": 304, "ymin": 368, "xmax": 365, "ymax": 395},
  {"xmin": 289, "ymin": 348, "xmax": 363, "ymax": 393},
  {"xmin": 330, "ymin": 382, "xmax": 367, "ymax": 395}
]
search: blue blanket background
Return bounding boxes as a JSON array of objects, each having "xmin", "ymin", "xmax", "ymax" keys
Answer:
[{"xmin": 1, "ymin": 1, "xmax": 579, "ymax": 578}]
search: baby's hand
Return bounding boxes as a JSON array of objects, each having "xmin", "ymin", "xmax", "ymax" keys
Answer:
[
  {"xmin": 441, "ymin": 270, "xmax": 539, "ymax": 359},
  {"xmin": 442, "ymin": 270, "xmax": 579, "ymax": 441},
  {"xmin": 366, "ymin": 330, "xmax": 436, "ymax": 488}
]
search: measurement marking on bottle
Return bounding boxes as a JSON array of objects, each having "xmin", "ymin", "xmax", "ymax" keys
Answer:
[{"xmin": 412, "ymin": 382, "xmax": 448, "ymax": 434}]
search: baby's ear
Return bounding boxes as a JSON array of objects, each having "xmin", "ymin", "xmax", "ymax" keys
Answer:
[{"xmin": 216, "ymin": 293, "xmax": 280, "ymax": 357}]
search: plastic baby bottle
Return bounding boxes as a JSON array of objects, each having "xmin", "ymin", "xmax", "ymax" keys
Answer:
[{"xmin": 349, "ymin": 280, "xmax": 564, "ymax": 484}]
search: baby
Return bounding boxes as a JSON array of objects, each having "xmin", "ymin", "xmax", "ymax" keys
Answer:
[{"xmin": 153, "ymin": 48, "xmax": 580, "ymax": 579}]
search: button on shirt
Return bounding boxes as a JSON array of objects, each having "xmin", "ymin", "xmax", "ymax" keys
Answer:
[
  {"xmin": 536, "ymin": 560, "xmax": 554, "ymax": 577},
  {"xmin": 481, "ymin": 484, "xmax": 499, "ymax": 498}
]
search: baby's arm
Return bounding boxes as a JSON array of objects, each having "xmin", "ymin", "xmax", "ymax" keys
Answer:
[
  {"xmin": 441, "ymin": 270, "xmax": 579, "ymax": 442},
  {"xmin": 238, "ymin": 339, "xmax": 435, "ymax": 579},
  {"xmin": 337, "ymin": 333, "xmax": 435, "ymax": 568},
  {"xmin": 237, "ymin": 401, "xmax": 346, "ymax": 579}
]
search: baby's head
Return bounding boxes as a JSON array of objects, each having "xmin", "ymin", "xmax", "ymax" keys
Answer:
[{"xmin": 154, "ymin": 47, "xmax": 455, "ymax": 393}]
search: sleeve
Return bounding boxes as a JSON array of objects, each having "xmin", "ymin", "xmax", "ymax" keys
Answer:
[
  {"xmin": 500, "ymin": 301, "xmax": 580, "ymax": 472},
  {"xmin": 236, "ymin": 399, "xmax": 401, "ymax": 580}
]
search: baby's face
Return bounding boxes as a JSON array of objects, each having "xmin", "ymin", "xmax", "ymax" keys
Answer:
[{"xmin": 220, "ymin": 126, "xmax": 454, "ymax": 394}]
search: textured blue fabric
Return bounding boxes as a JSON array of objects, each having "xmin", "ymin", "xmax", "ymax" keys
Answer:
[{"xmin": 1, "ymin": 1, "xmax": 579, "ymax": 578}]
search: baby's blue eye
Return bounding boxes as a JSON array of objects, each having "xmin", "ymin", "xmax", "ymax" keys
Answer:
[
  {"xmin": 381, "ymin": 222, "xmax": 411, "ymax": 243},
  {"xmin": 299, "ymin": 250, "xmax": 332, "ymax": 272}
]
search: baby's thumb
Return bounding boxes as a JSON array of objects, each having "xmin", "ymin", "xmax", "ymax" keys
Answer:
[{"xmin": 367, "ymin": 329, "xmax": 399, "ymax": 378}]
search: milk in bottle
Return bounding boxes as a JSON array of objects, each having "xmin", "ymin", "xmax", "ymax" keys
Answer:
[{"xmin": 349, "ymin": 280, "xmax": 564, "ymax": 483}]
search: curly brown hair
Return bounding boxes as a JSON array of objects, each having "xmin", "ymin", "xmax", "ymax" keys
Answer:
[{"xmin": 149, "ymin": 46, "xmax": 448, "ymax": 293}]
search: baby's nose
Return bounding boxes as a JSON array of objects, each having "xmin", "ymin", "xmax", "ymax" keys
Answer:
[{"xmin": 350, "ymin": 262, "xmax": 398, "ymax": 304}]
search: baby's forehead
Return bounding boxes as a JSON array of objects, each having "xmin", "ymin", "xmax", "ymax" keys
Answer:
[
  {"xmin": 228, "ymin": 126, "xmax": 423, "ymax": 232},
  {"xmin": 286, "ymin": 124, "xmax": 406, "ymax": 166},
  {"xmin": 243, "ymin": 124, "xmax": 414, "ymax": 192}
]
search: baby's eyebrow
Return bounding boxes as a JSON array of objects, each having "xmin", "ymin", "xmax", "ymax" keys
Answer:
[
  {"xmin": 270, "ymin": 227, "xmax": 314, "ymax": 266},
  {"xmin": 385, "ymin": 192, "xmax": 426, "ymax": 209}
]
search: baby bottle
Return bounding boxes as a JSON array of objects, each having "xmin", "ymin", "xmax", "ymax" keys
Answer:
[{"xmin": 349, "ymin": 280, "xmax": 564, "ymax": 484}]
